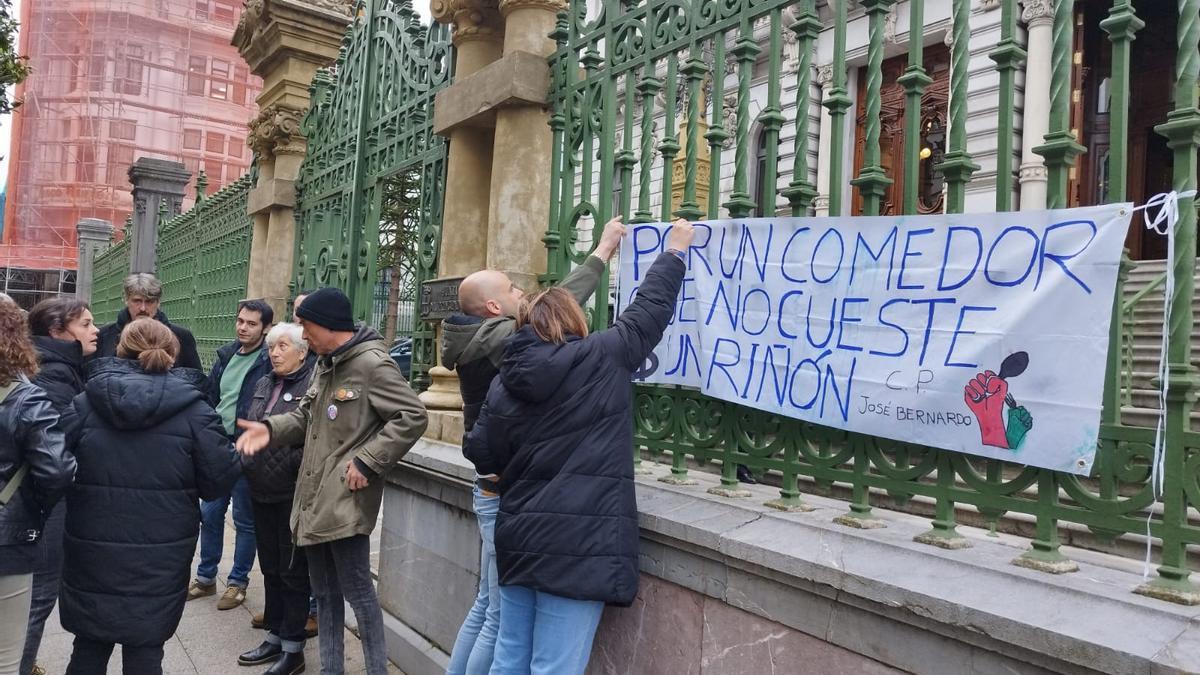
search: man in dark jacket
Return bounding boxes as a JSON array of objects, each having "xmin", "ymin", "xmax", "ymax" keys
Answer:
[
  {"xmin": 93, "ymin": 273, "xmax": 203, "ymax": 370},
  {"xmin": 189, "ymin": 299, "xmax": 273, "ymax": 610},
  {"xmin": 441, "ymin": 215, "xmax": 625, "ymax": 675},
  {"xmin": 237, "ymin": 287, "xmax": 428, "ymax": 675}
]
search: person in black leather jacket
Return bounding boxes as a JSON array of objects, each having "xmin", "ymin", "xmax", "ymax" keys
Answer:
[
  {"xmin": 0, "ymin": 299, "xmax": 76, "ymax": 675},
  {"xmin": 21, "ymin": 297, "xmax": 98, "ymax": 675},
  {"xmin": 236, "ymin": 323, "xmax": 317, "ymax": 675}
]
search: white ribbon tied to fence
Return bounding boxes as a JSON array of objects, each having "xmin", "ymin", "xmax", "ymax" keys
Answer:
[{"xmin": 1134, "ymin": 188, "xmax": 1197, "ymax": 578}]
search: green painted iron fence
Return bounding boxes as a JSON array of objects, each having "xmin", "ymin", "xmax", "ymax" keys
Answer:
[
  {"xmin": 88, "ymin": 173, "xmax": 253, "ymax": 368},
  {"xmin": 545, "ymin": 0, "xmax": 1200, "ymax": 603}
]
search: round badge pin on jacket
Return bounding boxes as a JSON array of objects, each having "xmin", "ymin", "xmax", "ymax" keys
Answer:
[{"xmin": 327, "ymin": 404, "xmax": 338, "ymax": 420}]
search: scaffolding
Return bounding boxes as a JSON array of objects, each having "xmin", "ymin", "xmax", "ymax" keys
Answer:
[{"xmin": 0, "ymin": 0, "xmax": 261, "ymax": 306}]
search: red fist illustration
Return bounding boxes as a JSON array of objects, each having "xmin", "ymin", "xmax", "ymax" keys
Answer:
[{"xmin": 964, "ymin": 370, "xmax": 1009, "ymax": 449}]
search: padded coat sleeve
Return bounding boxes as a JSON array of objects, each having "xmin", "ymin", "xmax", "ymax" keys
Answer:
[
  {"xmin": 595, "ymin": 252, "xmax": 685, "ymax": 371},
  {"xmin": 188, "ymin": 403, "xmax": 242, "ymax": 502}
]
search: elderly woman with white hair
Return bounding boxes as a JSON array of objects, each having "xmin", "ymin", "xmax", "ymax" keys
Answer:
[{"xmin": 237, "ymin": 322, "xmax": 316, "ymax": 675}]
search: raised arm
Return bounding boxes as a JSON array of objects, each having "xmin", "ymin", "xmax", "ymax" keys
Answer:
[{"xmin": 558, "ymin": 216, "xmax": 627, "ymax": 306}]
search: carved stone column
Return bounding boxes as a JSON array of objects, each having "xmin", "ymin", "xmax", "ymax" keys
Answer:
[
  {"xmin": 1018, "ymin": 0, "xmax": 1055, "ymax": 210},
  {"xmin": 234, "ymin": 0, "xmax": 351, "ymax": 315},
  {"xmin": 813, "ymin": 64, "xmax": 836, "ymax": 217},
  {"xmin": 127, "ymin": 158, "xmax": 189, "ymax": 274},
  {"xmin": 75, "ymin": 218, "xmax": 114, "ymax": 301},
  {"xmin": 423, "ymin": 0, "xmax": 507, "ymax": 417}
]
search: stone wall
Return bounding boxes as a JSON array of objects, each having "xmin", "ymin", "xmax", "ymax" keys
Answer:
[{"xmin": 378, "ymin": 439, "xmax": 1200, "ymax": 675}]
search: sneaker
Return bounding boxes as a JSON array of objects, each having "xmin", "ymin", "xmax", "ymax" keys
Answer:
[
  {"xmin": 305, "ymin": 613, "xmax": 318, "ymax": 638},
  {"xmin": 187, "ymin": 580, "xmax": 216, "ymax": 601},
  {"xmin": 217, "ymin": 585, "xmax": 247, "ymax": 610},
  {"xmin": 251, "ymin": 612, "xmax": 265, "ymax": 629}
]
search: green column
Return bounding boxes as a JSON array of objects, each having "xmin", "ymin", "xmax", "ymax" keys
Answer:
[
  {"xmin": 849, "ymin": 0, "xmax": 894, "ymax": 216},
  {"xmin": 782, "ymin": 0, "xmax": 820, "ymax": 218},
  {"xmin": 898, "ymin": 0, "xmax": 932, "ymax": 216},
  {"xmin": 721, "ymin": 25, "xmax": 762, "ymax": 218},
  {"xmin": 676, "ymin": 50, "xmax": 708, "ymax": 221},
  {"xmin": 823, "ymin": 1, "xmax": 851, "ymax": 217},
  {"xmin": 935, "ymin": 0, "xmax": 980, "ymax": 215},
  {"xmin": 988, "ymin": 0, "xmax": 1025, "ymax": 212},
  {"xmin": 1136, "ymin": 0, "xmax": 1200, "ymax": 606}
]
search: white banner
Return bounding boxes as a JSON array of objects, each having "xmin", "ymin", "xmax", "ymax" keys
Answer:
[{"xmin": 616, "ymin": 205, "xmax": 1133, "ymax": 475}]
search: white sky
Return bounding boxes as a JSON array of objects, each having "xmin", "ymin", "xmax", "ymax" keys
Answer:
[{"xmin": 0, "ymin": 0, "xmax": 433, "ymax": 189}]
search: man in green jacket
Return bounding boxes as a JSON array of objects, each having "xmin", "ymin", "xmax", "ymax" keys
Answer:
[{"xmin": 236, "ymin": 287, "xmax": 427, "ymax": 675}]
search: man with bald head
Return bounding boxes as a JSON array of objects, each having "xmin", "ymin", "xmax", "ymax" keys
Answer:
[{"xmin": 441, "ymin": 215, "xmax": 626, "ymax": 673}]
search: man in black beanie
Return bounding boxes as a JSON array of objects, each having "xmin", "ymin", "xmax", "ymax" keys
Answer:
[{"xmin": 236, "ymin": 287, "xmax": 427, "ymax": 675}]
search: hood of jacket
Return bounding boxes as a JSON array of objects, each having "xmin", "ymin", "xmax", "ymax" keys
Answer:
[
  {"xmin": 83, "ymin": 357, "xmax": 206, "ymax": 430},
  {"xmin": 324, "ymin": 324, "xmax": 385, "ymax": 365},
  {"xmin": 499, "ymin": 325, "xmax": 580, "ymax": 404},
  {"xmin": 33, "ymin": 335, "xmax": 84, "ymax": 370},
  {"xmin": 442, "ymin": 314, "xmax": 515, "ymax": 370}
]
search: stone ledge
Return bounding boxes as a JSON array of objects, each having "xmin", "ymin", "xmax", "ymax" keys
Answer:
[
  {"xmin": 247, "ymin": 177, "xmax": 297, "ymax": 213},
  {"xmin": 433, "ymin": 51, "xmax": 550, "ymax": 135},
  {"xmin": 392, "ymin": 442, "xmax": 1200, "ymax": 674}
]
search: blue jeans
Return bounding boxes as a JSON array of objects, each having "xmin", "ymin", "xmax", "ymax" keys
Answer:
[
  {"xmin": 447, "ymin": 487, "xmax": 500, "ymax": 675},
  {"xmin": 489, "ymin": 585, "xmax": 603, "ymax": 675},
  {"xmin": 197, "ymin": 476, "xmax": 256, "ymax": 587}
]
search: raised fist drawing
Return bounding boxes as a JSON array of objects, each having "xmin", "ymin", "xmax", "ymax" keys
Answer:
[{"xmin": 964, "ymin": 370, "xmax": 1010, "ymax": 449}]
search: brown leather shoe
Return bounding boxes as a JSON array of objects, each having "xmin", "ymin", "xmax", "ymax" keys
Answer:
[
  {"xmin": 217, "ymin": 585, "xmax": 246, "ymax": 610},
  {"xmin": 305, "ymin": 613, "xmax": 318, "ymax": 638},
  {"xmin": 251, "ymin": 612, "xmax": 265, "ymax": 629}
]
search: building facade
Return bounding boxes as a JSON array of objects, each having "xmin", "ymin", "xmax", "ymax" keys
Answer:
[{"xmin": 0, "ymin": 0, "xmax": 261, "ymax": 307}]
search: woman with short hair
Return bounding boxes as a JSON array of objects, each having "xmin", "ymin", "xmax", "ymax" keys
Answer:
[
  {"xmin": 0, "ymin": 300, "xmax": 75, "ymax": 675},
  {"xmin": 465, "ymin": 220, "xmax": 693, "ymax": 675},
  {"xmin": 60, "ymin": 318, "xmax": 240, "ymax": 675},
  {"xmin": 236, "ymin": 323, "xmax": 317, "ymax": 675},
  {"xmin": 20, "ymin": 297, "xmax": 98, "ymax": 675}
]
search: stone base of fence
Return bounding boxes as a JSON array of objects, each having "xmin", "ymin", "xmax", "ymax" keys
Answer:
[{"xmin": 378, "ymin": 439, "xmax": 1200, "ymax": 675}]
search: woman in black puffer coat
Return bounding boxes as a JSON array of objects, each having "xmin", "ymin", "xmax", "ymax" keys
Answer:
[
  {"xmin": 465, "ymin": 220, "xmax": 691, "ymax": 675},
  {"xmin": 235, "ymin": 323, "xmax": 316, "ymax": 675},
  {"xmin": 60, "ymin": 318, "xmax": 241, "ymax": 675},
  {"xmin": 22, "ymin": 297, "xmax": 99, "ymax": 675}
]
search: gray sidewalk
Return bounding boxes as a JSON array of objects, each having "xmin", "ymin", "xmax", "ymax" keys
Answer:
[{"xmin": 32, "ymin": 518, "xmax": 402, "ymax": 674}]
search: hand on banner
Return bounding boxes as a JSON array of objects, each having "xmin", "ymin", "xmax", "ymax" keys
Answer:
[
  {"xmin": 964, "ymin": 371, "xmax": 1009, "ymax": 449},
  {"xmin": 594, "ymin": 216, "xmax": 628, "ymax": 262},
  {"xmin": 665, "ymin": 218, "xmax": 695, "ymax": 254}
]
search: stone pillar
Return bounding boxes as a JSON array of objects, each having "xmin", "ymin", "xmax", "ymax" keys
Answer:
[
  {"xmin": 813, "ymin": 64, "xmax": 835, "ymax": 217},
  {"xmin": 1018, "ymin": 0, "xmax": 1054, "ymax": 210},
  {"xmin": 485, "ymin": 0, "xmax": 564, "ymax": 291},
  {"xmin": 127, "ymin": 158, "xmax": 189, "ymax": 274},
  {"xmin": 424, "ymin": 0, "xmax": 506, "ymax": 414},
  {"xmin": 75, "ymin": 218, "xmax": 114, "ymax": 301},
  {"xmin": 234, "ymin": 0, "xmax": 352, "ymax": 316}
]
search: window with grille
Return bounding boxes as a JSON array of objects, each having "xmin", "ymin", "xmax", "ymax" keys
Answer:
[
  {"xmin": 183, "ymin": 128, "xmax": 202, "ymax": 150},
  {"xmin": 205, "ymin": 132, "xmax": 225, "ymax": 154},
  {"xmin": 187, "ymin": 56, "xmax": 207, "ymax": 96},
  {"xmin": 122, "ymin": 45, "xmax": 145, "ymax": 96},
  {"xmin": 210, "ymin": 59, "xmax": 229, "ymax": 100}
]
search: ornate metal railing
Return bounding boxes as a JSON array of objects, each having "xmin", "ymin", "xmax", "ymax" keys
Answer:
[
  {"xmin": 156, "ymin": 173, "xmax": 254, "ymax": 368},
  {"xmin": 545, "ymin": 0, "xmax": 1200, "ymax": 603},
  {"xmin": 294, "ymin": 0, "xmax": 451, "ymax": 391}
]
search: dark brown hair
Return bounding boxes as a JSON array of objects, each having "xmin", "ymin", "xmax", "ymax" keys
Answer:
[
  {"xmin": 117, "ymin": 318, "xmax": 179, "ymax": 373},
  {"xmin": 0, "ymin": 301, "xmax": 38, "ymax": 384},
  {"xmin": 28, "ymin": 297, "xmax": 90, "ymax": 337},
  {"xmin": 518, "ymin": 287, "xmax": 589, "ymax": 345}
]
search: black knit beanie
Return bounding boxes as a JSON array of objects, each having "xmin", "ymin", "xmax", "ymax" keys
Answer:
[{"xmin": 295, "ymin": 287, "xmax": 356, "ymax": 332}]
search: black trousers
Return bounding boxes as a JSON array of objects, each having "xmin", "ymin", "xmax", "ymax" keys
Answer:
[
  {"xmin": 253, "ymin": 498, "xmax": 310, "ymax": 646},
  {"xmin": 64, "ymin": 636, "xmax": 164, "ymax": 675}
]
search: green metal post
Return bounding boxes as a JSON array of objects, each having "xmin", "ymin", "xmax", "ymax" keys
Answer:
[
  {"xmin": 824, "ymin": 1, "xmax": 850, "ymax": 217},
  {"xmin": 898, "ymin": 0, "xmax": 932, "ymax": 215},
  {"xmin": 633, "ymin": 65, "xmax": 662, "ymax": 224},
  {"xmin": 989, "ymin": 0, "xmax": 1025, "ymax": 212},
  {"xmin": 722, "ymin": 23, "xmax": 762, "ymax": 218},
  {"xmin": 542, "ymin": 12, "xmax": 570, "ymax": 286},
  {"xmin": 705, "ymin": 35, "xmax": 728, "ymax": 221},
  {"xmin": 1136, "ymin": 0, "xmax": 1200, "ymax": 605},
  {"xmin": 1099, "ymin": 2, "xmax": 1143, "ymax": 426},
  {"xmin": 659, "ymin": 53, "xmax": 680, "ymax": 222},
  {"xmin": 782, "ymin": 0, "xmax": 819, "ymax": 218},
  {"xmin": 936, "ymin": 0, "xmax": 980, "ymax": 214},
  {"xmin": 756, "ymin": 9, "xmax": 785, "ymax": 217},
  {"xmin": 676, "ymin": 48, "xmax": 708, "ymax": 221},
  {"xmin": 1034, "ymin": 0, "xmax": 1086, "ymax": 209},
  {"xmin": 850, "ymin": 0, "xmax": 894, "ymax": 216}
]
